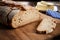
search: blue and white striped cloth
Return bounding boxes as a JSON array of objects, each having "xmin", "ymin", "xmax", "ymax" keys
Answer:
[{"xmin": 46, "ymin": 10, "xmax": 60, "ymax": 19}]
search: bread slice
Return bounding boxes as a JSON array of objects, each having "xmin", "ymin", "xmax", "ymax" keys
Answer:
[
  {"xmin": 37, "ymin": 18, "xmax": 56, "ymax": 34},
  {"xmin": 8, "ymin": 10, "xmax": 40, "ymax": 28}
]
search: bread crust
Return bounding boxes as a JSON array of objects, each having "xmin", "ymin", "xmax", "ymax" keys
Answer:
[{"xmin": 0, "ymin": 6, "xmax": 12, "ymax": 25}]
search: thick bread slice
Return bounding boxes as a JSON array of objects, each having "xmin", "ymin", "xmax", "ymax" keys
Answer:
[
  {"xmin": 37, "ymin": 18, "xmax": 56, "ymax": 34},
  {"xmin": 11, "ymin": 10, "xmax": 40, "ymax": 28}
]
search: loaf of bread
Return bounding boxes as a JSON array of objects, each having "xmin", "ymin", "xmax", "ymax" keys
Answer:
[
  {"xmin": 37, "ymin": 18, "xmax": 56, "ymax": 34},
  {"xmin": 0, "ymin": 6, "xmax": 41, "ymax": 28}
]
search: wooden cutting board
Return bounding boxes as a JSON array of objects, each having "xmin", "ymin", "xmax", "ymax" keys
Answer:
[{"xmin": 0, "ymin": 21, "xmax": 60, "ymax": 40}]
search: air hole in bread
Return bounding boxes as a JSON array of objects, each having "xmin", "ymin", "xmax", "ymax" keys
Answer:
[
  {"xmin": 18, "ymin": 18, "xmax": 21, "ymax": 23},
  {"xmin": 20, "ymin": 20, "xmax": 22, "ymax": 21},
  {"xmin": 52, "ymin": 20, "xmax": 56, "ymax": 23},
  {"xmin": 25, "ymin": 13, "xmax": 27, "ymax": 14},
  {"xmin": 19, "ymin": 20, "xmax": 21, "ymax": 23},
  {"xmin": 14, "ymin": 19, "xmax": 16, "ymax": 21},
  {"xmin": 51, "ymin": 23, "xmax": 53, "ymax": 25}
]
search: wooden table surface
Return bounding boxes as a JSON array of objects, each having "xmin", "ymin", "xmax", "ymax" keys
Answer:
[
  {"xmin": 0, "ymin": 1, "xmax": 60, "ymax": 40},
  {"xmin": 0, "ymin": 21, "xmax": 60, "ymax": 40}
]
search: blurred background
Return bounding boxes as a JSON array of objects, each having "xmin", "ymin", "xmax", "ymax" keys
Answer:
[{"xmin": 0, "ymin": 0, "xmax": 60, "ymax": 1}]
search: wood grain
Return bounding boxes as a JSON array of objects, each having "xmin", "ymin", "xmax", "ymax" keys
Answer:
[{"xmin": 0, "ymin": 21, "xmax": 60, "ymax": 40}]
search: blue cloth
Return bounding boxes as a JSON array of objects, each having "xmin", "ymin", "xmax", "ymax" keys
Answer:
[{"xmin": 46, "ymin": 10, "xmax": 60, "ymax": 19}]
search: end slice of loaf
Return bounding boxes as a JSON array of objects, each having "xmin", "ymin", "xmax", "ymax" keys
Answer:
[{"xmin": 37, "ymin": 18, "xmax": 56, "ymax": 34}]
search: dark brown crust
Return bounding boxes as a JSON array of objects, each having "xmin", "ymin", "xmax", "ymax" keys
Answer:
[
  {"xmin": 0, "ymin": 6, "xmax": 12, "ymax": 25},
  {"xmin": 7, "ymin": 9, "xmax": 20, "ymax": 26},
  {"xmin": 0, "ymin": 1, "xmax": 26, "ymax": 11}
]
